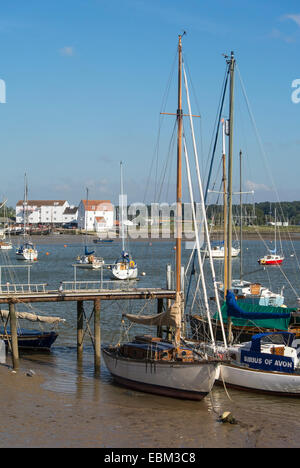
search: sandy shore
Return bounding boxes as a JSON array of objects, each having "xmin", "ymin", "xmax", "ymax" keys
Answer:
[{"xmin": 1, "ymin": 357, "xmax": 298, "ymax": 449}]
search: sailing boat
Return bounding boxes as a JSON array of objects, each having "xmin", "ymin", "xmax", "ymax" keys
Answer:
[
  {"xmin": 111, "ymin": 162, "xmax": 138, "ymax": 280},
  {"xmin": 76, "ymin": 188, "xmax": 105, "ymax": 269},
  {"xmin": 102, "ymin": 35, "xmax": 220, "ymax": 400},
  {"xmin": 258, "ymin": 208, "xmax": 284, "ymax": 265},
  {"xmin": 208, "ymin": 52, "xmax": 300, "ymax": 396},
  {"xmin": 16, "ymin": 174, "xmax": 38, "ymax": 261},
  {"xmin": 0, "ymin": 200, "xmax": 12, "ymax": 250}
]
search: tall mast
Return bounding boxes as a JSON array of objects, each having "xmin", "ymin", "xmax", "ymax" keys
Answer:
[
  {"xmin": 23, "ymin": 173, "xmax": 28, "ymax": 237},
  {"xmin": 175, "ymin": 34, "xmax": 183, "ymax": 297},
  {"xmin": 120, "ymin": 161, "xmax": 125, "ymax": 252},
  {"xmin": 221, "ymin": 120, "xmax": 228, "ymax": 299},
  {"xmin": 239, "ymin": 149, "xmax": 243, "ymax": 280},
  {"xmin": 85, "ymin": 187, "xmax": 89, "ymax": 241},
  {"xmin": 226, "ymin": 51, "xmax": 235, "ymax": 344},
  {"xmin": 227, "ymin": 51, "xmax": 235, "ymax": 292}
]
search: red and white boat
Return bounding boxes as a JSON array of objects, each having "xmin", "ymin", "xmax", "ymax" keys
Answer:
[
  {"xmin": 258, "ymin": 254, "xmax": 284, "ymax": 266},
  {"xmin": 258, "ymin": 209, "xmax": 284, "ymax": 265}
]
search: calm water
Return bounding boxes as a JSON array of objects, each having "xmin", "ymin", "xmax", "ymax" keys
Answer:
[{"xmin": 1, "ymin": 235, "xmax": 300, "ymax": 448}]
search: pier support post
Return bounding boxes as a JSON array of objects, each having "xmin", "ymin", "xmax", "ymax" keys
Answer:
[
  {"xmin": 77, "ymin": 301, "xmax": 84, "ymax": 360},
  {"xmin": 157, "ymin": 298, "xmax": 163, "ymax": 338},
  {"xmin": 9, "ymin": 302, "xmax": 19, "ymax": 371},
  {"xmin": 94, "ymin": 298, "xmax": 101, "ymax": 374}
]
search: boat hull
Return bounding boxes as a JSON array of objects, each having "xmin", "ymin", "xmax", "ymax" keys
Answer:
[
  {"xmin": 111, "ymin": 265, "xmax": 138, "ymax": 280},
  {"xmin": 0, "ymin": 243, "xmax": 12, "ymax": 250},
  {"xmin": 16, "ymin": 249, "xmax": 38, "ymax": 261},
  {"xmin": 0, "ymin": 327, "xmax": 58, "ymax": 351},
  {"xmin": 217, "ymin": 363, "xmax": 300, "ymax": 396},
  {"xmin": 102, "ymin": 347, "xmax": 218, "ymax": 400}
]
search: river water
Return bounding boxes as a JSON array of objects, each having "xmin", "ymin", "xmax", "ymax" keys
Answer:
[{"xmin": 1, "ymin": 235, "xmax": 300, "ymax": 448}]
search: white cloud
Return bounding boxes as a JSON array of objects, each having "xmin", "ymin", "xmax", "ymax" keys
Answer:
[
  {"xmin": 283, "ymin": 14, "xmax": 300, "ymax": 27},
  {"xmin": 60, "ymin": 46, "xmax": 74, "ymax": 57},
  {"xmin": 245, "ymin": 180, "xmax": 271, "ymax": 192}
]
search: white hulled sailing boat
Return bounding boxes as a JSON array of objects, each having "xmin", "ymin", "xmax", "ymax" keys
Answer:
[
  {"xmin": 111, "ymin": 162, "xmax": 138, "ymax": 280},
  {"xmin": 210, "ymin": 52, "xmax": 300, "ymax": 396},
  {"xmin": 0, "ymin": 200, "xmax": 12, "ymax": 250},
  {"xmin": 102, "ymin": 35, "xmax": 221, "ymax": 400},
  {"xmin": 76, "ymin": 188, "xmax": 105, "ymax": 269},
  {"xmin": 16, "ymin": 174, "xmax": 38, "ymax": 261},
  {"xmin": 258, "ymin": 208, "xmax": 284, "ymax": 266}
]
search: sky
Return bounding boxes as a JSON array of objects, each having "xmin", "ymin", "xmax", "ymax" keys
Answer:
[{"xmin": 0, "ymin": 0, "xmax": 300, "ymax": 207}]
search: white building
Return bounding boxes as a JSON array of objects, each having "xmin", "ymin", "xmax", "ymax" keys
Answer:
[
  {"xmin": 77, "ymin": 199, "xmax": 114, "ymax": 232},
  {"xmin": 16, "ymin": 200, "xmax": 69, "ymax": 225},
  {"xmin": 62, "ymin": 206, "xmax": 78, "ymax": 225}
]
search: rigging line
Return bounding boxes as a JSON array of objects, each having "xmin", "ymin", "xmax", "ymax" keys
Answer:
[
  {"xmin": 204, "ymin": 62, "xmax": 230, "ymax": 200},
  {"xmin": 143, "ymin": 49, "xmax": 178, "ymax": 204},
  {"xmin": 183, "ymin": 132, "xmax": 216, "ymax": 349},
  {"xmin": 156, "ymin": 120, "xmax": 177, "ymax": 203},
  {"xmin": 183, "ymin": 62, "xmax": 227, "ymax": 347},
  {"xmin": 185, "ymin": 63, "xmax": 230, "ymax": 307},
  {"xmin": 236, "ymin": 64, "xmax": 284, "ymax": 206},
  {"xmin": 181, "ymin": 57, "xmax": 205, "ymax": 173}
]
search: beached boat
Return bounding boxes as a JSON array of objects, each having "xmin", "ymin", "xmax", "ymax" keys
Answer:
[
  {"xmin": 103, "ymin": 34, "xmax": 221, "ymax": 400},
  {"xmin": 213, "ymin": 293, "xmax": 300, "ymax": 396},
  {"xmin": 0, "ymin": 307, "xmax": 65, "ymax": 351},
  {"xmin": 111, "ymin": 162, "xmax": 138, "ymax": 280},
  {"xmin": 200, "ymin": 52, "xmax": 300, "ymax": 396},
  {"xmin": 0, "ymin": 326, "xmax": 58, "ymax": 351}
]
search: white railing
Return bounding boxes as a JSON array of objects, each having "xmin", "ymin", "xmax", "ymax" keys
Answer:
[
  {"xmin": 61, "ymin": 280, "xmax": 133, "ymax": 292},
  {"xmin": 0, "ymin": 283, "xmax": 48, "ymax": 294}
]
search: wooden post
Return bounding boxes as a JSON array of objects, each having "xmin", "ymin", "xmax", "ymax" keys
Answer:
[
  {"xmin": 9, "ymin": 302, "xmax": 19, "ymax": 371},
  {"xmin": 77, "ymin": 300, "xmax": 84, "ymax": 360},
  {"xmin": 157, "ymin": 298, "xmax": 163, "ymax": 338},
  {"xmin": 166, "ymin": 264, "xmax": 172, "ymax": 341},
  {"xmin": 94, "ymin": 298, "xmax": 101, "ymax": 374}
]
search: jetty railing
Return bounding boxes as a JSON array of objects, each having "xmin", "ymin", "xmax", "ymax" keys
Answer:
[
  {"xmin": 61, "ymin": 280, "xmax": 135, "ymax": 292},
  {"xmin": 0, "ymin": 283, "xmax": 48, "ymax": 294}
]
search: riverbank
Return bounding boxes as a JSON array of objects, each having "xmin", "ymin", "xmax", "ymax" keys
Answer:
[{"xmin": 21, "ymin": 228, "xmax": 300, "ymax": 245}]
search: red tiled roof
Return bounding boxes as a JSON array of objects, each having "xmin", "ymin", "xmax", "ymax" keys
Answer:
[
  {"xmin": 16, "ymin": 200, "xmax": 67, "ymax": 207},
  {"xmin": 82, "ymin": 200, "xmax": 113, "ymax": 212}
]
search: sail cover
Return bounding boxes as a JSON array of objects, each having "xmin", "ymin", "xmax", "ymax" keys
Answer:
[
  {"xmin": 84, "ymin": 246, "xmax": 94, "ymax": 256},
  {"xmin": 124, "ymin": 297, "xmax": 181, "ymax": 329},
  {"xmin": 217, "ymin": 290, "xmax": 293, "ymax": 330}
]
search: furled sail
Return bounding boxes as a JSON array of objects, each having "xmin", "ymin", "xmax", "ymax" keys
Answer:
[
  {"xmin": 0, "ymin": 309, "xmax": 66, "ymax": 324},
  {"xmin": 124, "ymin": 296, "xmax": 181, "ymax": 329}
]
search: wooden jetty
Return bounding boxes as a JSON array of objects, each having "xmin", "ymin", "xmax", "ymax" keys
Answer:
[{"xmin": 0, "ymin": 266, "xmax": 176, "ymax": 373}]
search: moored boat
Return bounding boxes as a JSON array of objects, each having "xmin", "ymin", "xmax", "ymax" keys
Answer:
[
  {"xmin": 103, "ymin": 34, "xmax": 223, "ymax": 400},
  {"xmin": 0, "ymin": 326, "xmax": 58, "ymax": 351}
]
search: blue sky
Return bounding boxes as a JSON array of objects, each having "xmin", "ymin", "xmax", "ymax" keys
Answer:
[{"xmin": 0, "ymin": 0, "xmax": 300, "ymax": 206}]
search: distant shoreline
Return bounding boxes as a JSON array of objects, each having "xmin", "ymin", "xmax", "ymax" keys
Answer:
[{"xmin": 13, "ymin": 230, "xmax": 300, "ymax": 245}]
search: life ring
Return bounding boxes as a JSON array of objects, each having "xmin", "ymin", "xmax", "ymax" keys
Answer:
[
  {"xmin": 260, "ymin": 259, "xmax": 266, "ymax": 265},
  {"xmin": 130, "ymin": 260, "xmax": 135, "ymax": 268}
]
